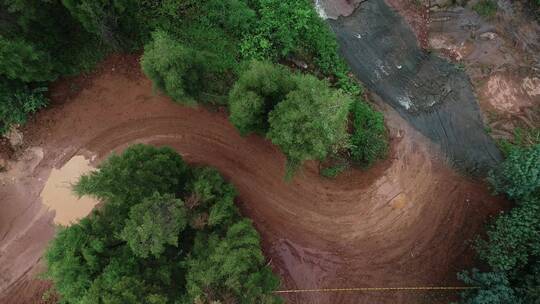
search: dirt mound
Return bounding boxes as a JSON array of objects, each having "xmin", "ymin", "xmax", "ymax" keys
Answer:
[{"xmin": 0, "ymin": 55, "xmax": 505, "ymax": 303}]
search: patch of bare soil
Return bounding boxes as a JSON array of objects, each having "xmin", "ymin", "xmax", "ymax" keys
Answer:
[
  {"xmin": 385, "ymin": 0, "xmax": 430, "ymax": 49},
  {"xmin": 426, "ymin": 1, "xmax": 540, "ymax": 140},
  {"xmin": 0, "ymin": 55, "xmax": 505, "ymax": 303}
]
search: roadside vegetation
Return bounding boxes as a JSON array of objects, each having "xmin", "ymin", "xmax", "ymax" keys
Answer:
[
  {"xmin": 1, "ymin": 0, "xmax": 388, "ymax": 178},
  {"xmin": 44, "ymin": 144, "xmax": 281, "ymax": 304},
  {"xmin": 459, "ymin": 138, "xmax": 540, "ymax": 303},
  {"xmin": 472, "ymin": 0, "xmax": 498, "ymax": 18}
]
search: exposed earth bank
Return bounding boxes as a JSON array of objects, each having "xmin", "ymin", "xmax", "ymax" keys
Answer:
[
  {"xmin": 0, "ymin": 55, "xmax": 505, "ymax": 303},
  {"xmin": 328, "ymin": 0, "xmax": 503, "ymax": 175}
]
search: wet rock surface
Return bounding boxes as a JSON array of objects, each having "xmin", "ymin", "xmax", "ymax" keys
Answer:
[{"xmin": 328, "ymin": 0, "xmax": 502, "ymax": 174}]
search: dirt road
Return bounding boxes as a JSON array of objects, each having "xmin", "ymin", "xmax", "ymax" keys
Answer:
[{"xmin": 0, "ymin": 55, "xmax": 504, "ymax": 303}]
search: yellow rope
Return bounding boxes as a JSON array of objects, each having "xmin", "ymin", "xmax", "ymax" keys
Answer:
[{"xmin": 274, "ymin": 286, "xmax": 479, "ymax": 294}]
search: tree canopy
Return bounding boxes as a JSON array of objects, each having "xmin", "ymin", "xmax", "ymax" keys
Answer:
[
  {"xmin": 46, "ymin": 144, "xmax": 282, "ymax": 304},
  {"xmin": 459, "ymin": 144, "xmax": 540, "ymax": 303},
  {"xmin": 267, "ymin": 74, "xmax": 351, "ymax": 177},
  {"xmin": 228, "ymin": 61, "xmax": 296, "ymax": 135},
  {"xmin": 141, "ymin": 31, "xmax": 209, "ymax": 105}
]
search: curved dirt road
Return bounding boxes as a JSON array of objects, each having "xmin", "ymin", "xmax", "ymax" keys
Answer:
[{"xmin": 0, "ymin": 56, "xmax": 504, "ymax": 303}]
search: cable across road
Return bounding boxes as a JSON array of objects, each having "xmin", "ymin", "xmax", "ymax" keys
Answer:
[{"xmin": 274, "ymin": 286, "xmax": 479, "ymax": 294}]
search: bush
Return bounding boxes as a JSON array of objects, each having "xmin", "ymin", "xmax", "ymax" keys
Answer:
[
  {"xmin": 228, "ymin": 61, "xmax": 296, "ymax": 135},
  {"xmin": 487, "ymin": 144, "xmax": 540, "ymax": 200},
  {"xmin": 0, "ymin": 78, "xmax": 47, "ymax": 134},
  {"xmin": 349, "ymin": 101, "xmax": 388, "ymax": 168},
  {"xmin": 460, "ymin": 145, "xmax": 540, "ymax": 303},
  {"xmin": 74, "ymin": 144, "xmax": 190, "ymax": 204},
  {"xmin": 0, "ymin": 36, "xmax": 56, "ymax": 82},
  {"xmin": 61, "ymin": 0, "xmax": 148, "ymax": 50},
  {"xmin": 141, "ymin": 31, "xmax": 210, "ymax": 105},
  {"xmin": 320, "ymin": 163, "xmax": 348, "ymax": 178},
  {"xmin": 458, "ymin": 269, "xmax": 518, "ymax": 304},
  {"xmin": 476, "ymin": 197, "xmax": 540, "ymax": 272},
  {"xmin": 267, "ymin": 74, "xmax": 351, "ymax": 177},
  {"xmin": 473, "ymin": 0, "xmax": 498, "ymax": 17},
  {"xmin": 46, "ymin": 144, "xmax": 282, "ymax": 304}
]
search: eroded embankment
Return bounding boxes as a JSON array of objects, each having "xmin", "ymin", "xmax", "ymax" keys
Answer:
[
  {"xmin": 0, "ymin": 56, "xmax": 504, "ymax": 304},
  {"xmin": 328, "ymin": 0, "xmax": 502, "ymax": 174}
]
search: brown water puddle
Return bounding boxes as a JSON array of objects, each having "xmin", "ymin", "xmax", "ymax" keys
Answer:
[{"xmin": 40, "ymin": 155, "xmax": 99, "ymax": 226}]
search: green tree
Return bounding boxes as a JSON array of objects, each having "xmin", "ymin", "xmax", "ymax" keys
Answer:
[
  {"xmin": 350, "ymin": 101, "xmax": 388, "ymax": 168},
  {"xmin": 458, "ymin": 269, "xmax": 518, "ymax": 304},
  {"xmin": 476, "ymin": 197, "xmax": 540, "ymax": 272},
  {"xmin": 185, "ymin": 220, "xmax": 281, "ymax": 304},
  {"xmin": 0, "ymin": 36, "xmax": 55, "ymax": 82},
  {"xmin": 228, "ymin": 61, "xmax": 296, "ymax": 135},
  {"xmin": 120, "ymin": 193, "xmax": 188, "ymax": 258},
  {"xmin": 141, "ymin": 31, "xmax": 209, "ymax": 105},
  {"xmin": 74, "ymin": 144, "xmax": 190, "ymax": 204},
  {"xmin": 488, "ymin": 144, "xmax": 540, "ymax": 200},
  {"xmin": 267, "ymin": 74, "xmax": 351, "ymax": 177},
  {"xmin": 0, "ymin": 77, "xmax": 47, "ymax": 133},
  {"xmin": 460, "ymin": 145, "xmax": 540, "ymax": 303},
  {"xmin": 45, "ymin": 144, "xmax": 282, "ymax": 304},
  {"xmin": 61, "ymin": 0, "xmax": 146, "ymax": 50}
]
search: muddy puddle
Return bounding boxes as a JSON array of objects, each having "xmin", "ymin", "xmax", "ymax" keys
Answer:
[{"xmin": 40, "ymin": 155, "xmax": 98, "ymax": 225}]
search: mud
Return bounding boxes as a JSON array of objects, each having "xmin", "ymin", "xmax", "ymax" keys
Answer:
[
  {"xmin": 40, "ymin": 155, "xmax": 99, "ymax": 226},
  {"xmin": 0, "ymin": 55, "xmax": 505, "ymax": 304},
  {"xmin": 328, "ymin": 0, "xmax": 502, "ymax": 174}
]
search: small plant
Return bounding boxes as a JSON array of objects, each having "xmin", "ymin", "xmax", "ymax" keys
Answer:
[
  {"xmin": 320, "ymin": 163, "xmax": 348, "ymax": 178},
  {"xmin": 473, "ymin": 0, "xmax": 498, "ymax": 18},
  {"xmin": 349, "ymin": 101, "xmax": 389, "ymax": 168}
]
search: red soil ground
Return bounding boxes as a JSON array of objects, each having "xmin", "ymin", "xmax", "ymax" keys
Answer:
[{"xmin": 0, "ymin": 55, "xmax": 505, "ymax": 304}]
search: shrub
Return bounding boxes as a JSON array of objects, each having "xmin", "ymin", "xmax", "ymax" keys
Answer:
[
  {"xmin": 120, "ymin": 192, "xmax": 187, "ymax": 258},
  {"xmin": 0, "ymin": 78, "xmax": 47, "ymax": 134},
  {"xmin": 460, "ymin": 145, "xmax": 540, "ymax": 303},
  {"xmin": 320, "ymin": 163, "xmax": 348, "ymax": 178},
  {"xmin": 473, "ymin": 0, "xmax": 498, "ymax": 17},
  {"xmin": 476, "ymin": 197, "xmax": 540, "ymax": 272},
  {"xmin": 458, "ymin": 269, "xmax": 518, "ymax": 304},
  {"xmin": 228, "ymin": 61, "xmax": 296, "ymax": 135},
  {"xmin": 62, "ymin": 0, "xmax": 148, "ymax": 50},
  {"xmin": 45, "ymin": 144, "xmax": 282, "ymax": 304},
  {"xmin": 141, "ymin": 31, "xmax": 210, "ymax": 105},
  {"xmin": 74, "ymin": 144, "xmax": 190, "ymax": 204},
  {"xmin": 0, "ymin": 36, "xmax": 56, "ymax": 82},
  {"xmin": 487, "ymin": 144, "xmax": 540, "ymax": 200},
  {"xmin": 267, "ymin": 74, "xmax": 351, "ymax": 177},
  {"xmin": 349, "ymin": 101, "xmax": 388, "ymax": 168}
]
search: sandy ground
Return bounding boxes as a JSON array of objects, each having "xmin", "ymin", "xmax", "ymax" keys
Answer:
[{"xmin": 0, "ymin": 55, "xmax": 505, "ymax": 303}]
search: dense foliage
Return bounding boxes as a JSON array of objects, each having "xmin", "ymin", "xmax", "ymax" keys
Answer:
[
  {"xmin": 267, "ymin": 74, "xmax": 351, "ymax": 177},
  {"xmin": 0, "ymin": 78, "xmax": 47, "ymax": 133},
  {"xmin": 1, "ymin": 0, "xmax": 387, "ymax": 176},
  {"xmin": 141, "ymin": 31, "xmax": 210, "ymax": 105},
  {"xmin": 227, "ymin": 61, "xmax": 353, "ymax": 178},
  {"xmin": 349, "ymin": 101, "xmax": 388, "ymax": 168},
  {"xmin": 473, "ymin": 0, "xmax": 498, "ymax": 17},
  {"xmin": 459, "ymin": 144, "xmax": 540, "ymax": 303},
  {"xmin": 46, "ymin": 144, "xmax": 281, "ymax": 304},
  {"xmin": 228, "ymin": 61, "xmax": 296, "ymax": 135},
  {"xmin": 228, "ymin": 61, "xmax": 388, "ymax": 178},
  {"xmin": 0, "ymin": 0, "xmax": 106, "ymax": 133},
  {"xmin": 488, "ymin": 144, "xmax": 540, "ymax": 201}
]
